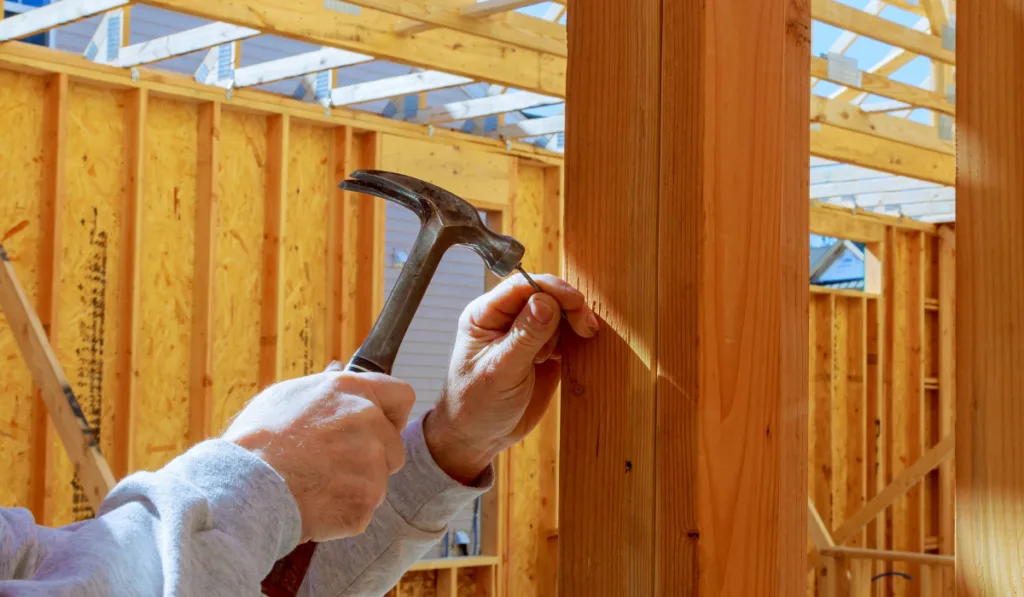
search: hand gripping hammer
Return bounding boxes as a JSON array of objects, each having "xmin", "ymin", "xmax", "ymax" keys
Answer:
[{"xmin": 260, "ymin": 170, "xmax": 527, "ymax": 597}]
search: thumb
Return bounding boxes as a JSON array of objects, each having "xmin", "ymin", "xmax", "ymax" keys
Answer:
[{"xmin": 499, "ymin": 293, "xmax": 561, "ymax": 370}]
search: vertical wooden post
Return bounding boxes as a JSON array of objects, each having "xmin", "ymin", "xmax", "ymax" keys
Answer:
[
  {"xmin": 260, "ymin": 114, "xmax": 289, "ymax": 388},
  {"xmin": 956, "ymin": 0, "xmax": 1024, "ymax": 592},
  {"xmin": 188, "ymin": 102, "xmax": 220, "ymax": 445},
  {"xmin": 326, "ymin": 126, "xmax": 353, "ymax": 364},
  {"xmin": 936, "ymin": 226, "xmax": 954, "ymax": 565},
  {"xmin": 113, "ymin": 88, "xmax": 146, "ymax": 478},
  {"xmin": 559, "ymin": 0, "xmax": 809, "ymax": 595},
  {"xmin": 32, "ymin": 72, "xmax": 68, "ymax": 524},
  {"xmin": 436, "ymin": 568, "xmax": 458, "ymax": 597}
]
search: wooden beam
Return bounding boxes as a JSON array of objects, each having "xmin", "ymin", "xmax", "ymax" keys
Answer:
[
  {"xmin": 812, "ymin": 0, "xmax": 954, "ymax": 65},
  {"xmin": 831, "ymin": 433, "xmax": 954, "ymax": 545},
  {"xmin": 145, "ymin": 0, "xmax": 568, "ymax": 97},
  {"xmin": 957, "ymin": 0, "xmax": 1024, "ymax": 591},
  {"xmin": 188, "ymin": 102, "xmax": 219, "ymax": 445},
  {"xmin": 410, "ymin": 91, "xmax": 561, "ymax": 124},
  {"xmin": 820, "ymin": 547, "xmax": 954, "ymax": 567},
  {"xmin": 830, "ymin": 19, "xmax": 929, "ymax": 104},
  {"xmin": 810, "ymin": 57, "xmax": 954, "ymax": 115},
  {"xmin": 232, "ymin": 48, "xmax": 372, "ymax": 89},
  {"xmin": 0, "ymin": 246, "xmax": 116, "ymax": 511},
  {"xmin": 936, "ymin": 227, "xmax": 954, "ymax": 558},
  {"xmin": 490, "ymin": 114, "xmax": 564, "ymax": 139},
  {"xmin": 115, "ymin": 23, "xmax": 260, "ymax": 68},
  {"xmin": 394, "ymin": 0, "xmax": 558, "ymax": 42},
  {"xmin": 559, "ymin": 0, "xmax": 808, "ymax": 595},
  {"xmin": 330, "ymin": 71, "xmax": 473, "ymax": 106},
  {"xmin": 810, "ymin": 125, "xmax": 955, "ymax": 186},
  {"xmin": 435, "ymin": 568, "xmax": 457, "ymax": 597},
  {"xmin": 0, "ymin": 0, "xmax": 127, "ymax": 41},
  {"xmin": 0, "ymin": 42, "xmax": 563, "ymax": 165},
  {"xmin": 326, "ymin": 126, "xmax": 352, "ymax": 364},
  {"xmin": 809, "ymin": 499, "xmax": 837, "ymax": 552},
  {"xmin": 810, "ymin": 96, "xmax": 952, "ymax": 155},
  {"xmin": 259, "ymin": 114, "xmax": 289, "ymax": 388},
  {"xmin": 113, "ymin": 88, "xmax": 146, "ymax": 478}
]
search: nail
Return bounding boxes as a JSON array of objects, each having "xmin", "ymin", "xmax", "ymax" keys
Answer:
[
  {"xmin": 585, "ymin": 312, "xmax": 600, "ymax": 335},
  {"xmin": 530, "ymin": 297, "xmax": 554, "ymax": 325}
]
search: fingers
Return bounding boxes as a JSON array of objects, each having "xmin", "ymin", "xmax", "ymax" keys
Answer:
[
  {"xmin": 464, "ymin": 273, "xmax": 599, "ymax": 340},
  {"xmin": 368, "ymin": 408, "xmax": 407, "ymax": 473},
  {"xmin": 534, "ymin": 330, "xmax": 560, "ymax": 364},
  {"xmin": 329, "ymin": 372, "xmax": 416, "ymax": 431},
  {"xmin": 494, "ymin": 293, "xmax": 563, "ymax": 372}
]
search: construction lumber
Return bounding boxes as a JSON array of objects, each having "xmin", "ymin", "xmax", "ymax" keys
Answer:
[
  {"xmin": 831, "ymin": 433, "xmax": 954, "ymax": 545},
  {"xmin": 491, "ymin": 114, "xmax": 564, "ymax": 139},
  {"xmin": 115, "ymin": 23, "xmax": 260, "ymax": 68},
  {"xmin": 331, "ymin": 71, "xmax": 473, "ymax": 106},
  {"xmin": 810, "ymin": 96, "xmax": 952, "ymax": 155},
  {"xmin": 820, "ymin": 547, "xmax": 954, "ymax": 567},
  {"xmin": 0, "ymin": 0, "xmax": 127, "ymax": 41},
  {"xmin": 259, "ymin": 115, "xmax": 289, "ymax": 387},
  {"xmin": 812, "ymin": 0, "xmax": 954, "ymax": 65},
  {"xmin": 145, "ymin": 0, "xmax": 568, "ymax": 97},
  {"xmin": 956, "ymin": 0, "xmax": 1024, "ymax": 592},
  {"xmin": 0, "ymin": 245, "xmax": 116, "ymax": 511},
  {"xmin": 559, "ymin": 0, "xmax": 807, "ymax": 595},
  {"xmin": 830, "ymin": 18, "xmax": 930, "ymax": 104},
  {"xmin": 410, "ymin": 91, "xmax": 561, "ymax": 124},
  {"xmin": 810, "ymin": 125, "xmax": 955, "ymax": 186},
  {"xmin": 231, "ymin": 48, "xmax": 372, "ymax": 89}
]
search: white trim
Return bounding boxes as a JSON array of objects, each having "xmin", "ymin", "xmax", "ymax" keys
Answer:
[
  {"xmin": 410, "ymin": 91, "xmax": 560, "ymax": 124},
  {"xmin": 489, "ymin": 114, "xmax": 565, "ymax": 139},
  {"xmin": 115, "ymin": 23, "xmax": 260, "ymax": 68},
  {"xmin": 812, "ymin": 176, "xmax": 941, "ymax": 199},
  {"xmin": 330, "ymin": 70, "xmax": 472, "ymax": 106},
  {"xmin": 232, "ymin": 47, "xmax": 372, "ymax": 88},
  {"xmin": 0, "ymin": 0, "xmax": 126, "ymax": 42}
]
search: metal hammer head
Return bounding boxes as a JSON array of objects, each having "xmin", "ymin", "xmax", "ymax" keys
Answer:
[
  {"xmin": 340, "ymin": 170, "xmax": 524, "ymax": 276},
  {"xmin": 338, "ymin": 170, "xmax": 525, "ymax": 375}
]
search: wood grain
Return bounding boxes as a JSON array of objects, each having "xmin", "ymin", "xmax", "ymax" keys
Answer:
[
  {"xmin": 560, "ymin": 0, "xmax": 808, "ymax": 593},
  {"xmin": 259, "ymin": 114, "xmax": 288, "ymax": 387},
  {"xmin": 956, "ymin": 0, "xmax": 1024, "ymax": 592}
]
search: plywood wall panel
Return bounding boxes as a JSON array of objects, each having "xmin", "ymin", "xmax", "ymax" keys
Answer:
[
  {"xmin": 280, "ymin": 123, "xmax": 329, "ymax": 379},
  {"xmin": 48, "ymin": 84, "xmax": 124, "ymax": 525},
  {"xmin": 211, "ymin": 111, "xmax": 266, "ymax": 432},
  {"xmin": 136, "ymin": 98, "xmax": 197, "ymax": 473},
  {"xmin": 0, "ymin": 70, "xmax": 46, "ymax": 510}
]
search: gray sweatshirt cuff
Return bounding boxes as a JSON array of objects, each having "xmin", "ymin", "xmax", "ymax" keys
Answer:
[
  {"xmin": 105, "ymin": 439, "xmax": 303, "ymax": 565},
  {"xmin": 388, "ymin": 414, "xmax": 495, "ymax": 532}
]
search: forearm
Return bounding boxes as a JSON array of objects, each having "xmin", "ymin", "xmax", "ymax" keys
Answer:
[
  {"xmin": 301, "ymin": 414, "xmax": 493, "ymax": 596},
  {"xmin": 0, "ymin": 441, "xmax": 301, "ymax": 597}
]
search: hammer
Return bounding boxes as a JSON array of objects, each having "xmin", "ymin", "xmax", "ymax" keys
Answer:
[{"xmin": 261, "ymin": 170, "xmax": 528, "ymax": 597}]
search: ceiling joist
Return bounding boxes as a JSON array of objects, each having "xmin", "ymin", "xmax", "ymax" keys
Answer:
[
  {"xmin": 331, "ymin": 70, "xmax": 473, "ymax": 106},
  {"xmin": 410, "ymin": 91, "xmax": 561, "ymax": 124},
  {"xmin": 395, "ymin": 0, "xmax": 547, "ymax": 37},
  {"xmin": 490, "ymin": 114, "xmax": 564, "ymax": 139},
  {"xmin": 115, "ymin": 23, "xmax": 260, "ymax": 68},
  {"xmin": 810, "ymin": 56, "xmax": 953, "ymax": 115},
  {"xmin": 231, "ymin": 48, "xmax": 372, "ymax": 89},
  {"xmin": 811, "ymin": 96, "xmax": 953, "ymax": 154},
  {"xmin": 0, "ymin": 0, "xmax": 128, "ymax": 42}
]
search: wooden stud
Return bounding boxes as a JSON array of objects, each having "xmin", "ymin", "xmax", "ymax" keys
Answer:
[
  {"xmin": 850, "ymin": 559, "xmax": 872, "ymax": 597},
  {"xmin": 936, "ymin": 227, "xmax": 954, "ymax": 561},
  {"xmin": 811, "ymin": 293, "xmax": 835, "ymax": 534},
  {"xmin": 436, "ymin": 567, "xmax": 458, "ymax": 597},
  {"xmin": 559, "ymin": 0, "xmax": 808, "ymax": 594},
  {"xmin": 31, "ymin": 72, "xmax": 68, "ymax": 524},
  {"xmin": 187, "ymin": 102, "xmax": 220, "ymax": 445},
  {"xmin": 113, "ymin": 88, "xmax": 146, "ymax": 478},
  {"xmin": 956, "ymin": 0, "xmax": 1024, "ymax": 591},
  {"xmin": 259, "ymin": 114, "xmax": 289, "ymax": 388},
  {"xmin": 832, "ymin": 433, "xmax": 954, "ymax": 545},
  {"xmin": 326, "ymin": 126, "xmax": 353, "ymax": 364}
]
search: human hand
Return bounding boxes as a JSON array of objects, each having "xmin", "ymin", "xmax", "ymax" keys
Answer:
[
  {"xmin": 425, "ymin": 273, "xmax": 598, "ymax": 484},
  {"xmin": 222, "ymin": 371, "xmax": 415, "ymax": 543}
]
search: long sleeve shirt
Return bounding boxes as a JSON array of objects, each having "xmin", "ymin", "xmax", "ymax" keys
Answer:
[{"xmin": 0, "ymin": 415, "xmax": 492, "ymax": 596}]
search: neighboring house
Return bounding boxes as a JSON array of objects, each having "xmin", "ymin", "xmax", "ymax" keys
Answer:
[{"xmin": 810, "ymin": 238, "xmax": 866, "ymax": 290}]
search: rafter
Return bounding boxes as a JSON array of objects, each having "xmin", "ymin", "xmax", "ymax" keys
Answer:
[
  {"xmin": 145, "ymin": 0, "xmax": 567, "ymax": 96},
  {"xmin": 490, "ymin": 114, "xmax": 564, "ymax": 139},
  {"xmin": 830, "ymin": 17, "xmax": 930, "ymax": 103},
  {"xmin": 340, "ymin": 0, "xmax": 566, "ymax": 56},
  {"xmin": 811, "ymin": 124, "xmax": 954, "ymax": 185},
  {"xmin": 116, "ymin": 23, "xmax": 260, "ymax": 68},
  {"xmin": 331, "ymin": 70, "xmax": 472, "ymax": 106},
  {"xmin": 395, "ymin": 0, "xmax": 546, "ymax": 36},
  {"xmin": 810, "ymin": 55, "xmax": 953, "ymax": 115},
  {"xmin": 0, "ymin": 0, "xmax": 127, "ymax": 41},
  {"xmin": 231, "ymin": 48, "xmax": 372, "ymax": 89},
  {"xmin": 410, "ymin": 91, "xmax": 561, "ymax": 124},
  {"xmin": 812, "ymin": 0, "xmax": 953, "ymax": 64},
  {"xmin": 811, "ymin": 96, "xmax": 952, "ymax": 154}
]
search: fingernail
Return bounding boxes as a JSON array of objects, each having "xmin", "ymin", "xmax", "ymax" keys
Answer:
[
  {"xmin": 530, "ymin": 297, "xmax": 554, "ymax": 325},
  {"xmin": 586, "ymin": 313, "xmax": 600, "ymax": 335},
  {"xmin": 562, "ymin": 280, "xmax": 583, "ymax": 297}
]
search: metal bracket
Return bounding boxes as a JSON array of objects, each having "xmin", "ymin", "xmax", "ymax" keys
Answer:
[
  {"xmin": 810, "ymin": 122, "xmax": 822, "ymax": 132},
  {"xmin": 941, "ymin": 25, "xmax": 955, "ymax": 52},
  {"xmin": 427, "ymin": 124, "xmax": 435, "ymax": 137},
  {"xmin": 505, "ymin": 140, "xmax": 512, "ymax": 152},
  {"xmin": 826, "ymin": 52, "xmax": 861, "ymax": 88},
  {"xmin": 938, "ymin": 114, "xmax": 954, "ymax": 142},
  {"xmin": 130, "ymin": 67, "xmax": 139, "ymax": 82},
  {"xmin": 946, "ymin": 84, "xmax": 956, "ymax": 106},
  {"xmin": 226, "ymin": 87, "xmax": 234, "ymax": 100}
]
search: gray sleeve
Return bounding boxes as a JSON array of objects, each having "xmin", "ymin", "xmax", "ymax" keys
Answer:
[
  {"xmin": 0, "ymin": 440, "xmax": 302, "ymax": 597},
  {"xmin": 300, "ymin": 414, "xmax": 494, "ymax": 597}
]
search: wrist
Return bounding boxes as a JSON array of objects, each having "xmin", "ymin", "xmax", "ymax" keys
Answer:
[{"xmin": 423, "ymin": 408, "xmax": 500, "ymax": 486}]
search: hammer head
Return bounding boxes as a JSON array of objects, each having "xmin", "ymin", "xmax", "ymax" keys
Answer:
[{"xmin": 339, "ymin": 170, "xmax": 524, "ymax": 276}]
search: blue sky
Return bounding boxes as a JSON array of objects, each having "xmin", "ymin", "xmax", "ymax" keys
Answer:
[{"xmin": 516, "ymin": 0, "xmax": 936, "ymax": 124}]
